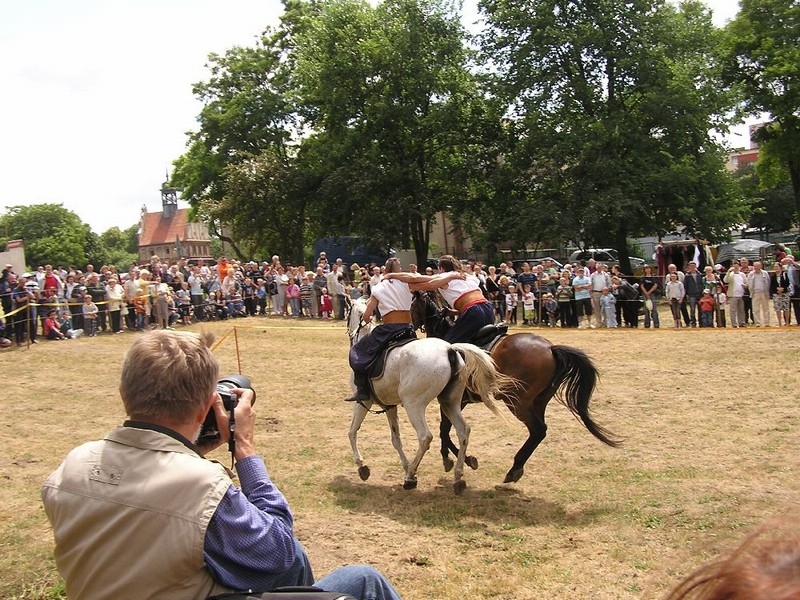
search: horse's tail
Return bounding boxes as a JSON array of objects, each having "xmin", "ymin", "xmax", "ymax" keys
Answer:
[
  {"xmin": 550, "ymin": 345, "xmax": 622, "ymax": 447},
  {"xmin": 450, "ymin": 344, "xmax": 503, "ymax": 417}
]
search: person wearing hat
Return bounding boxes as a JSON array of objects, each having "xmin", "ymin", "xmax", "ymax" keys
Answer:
[{"xmin": 698, "ymin": 289, "xmax": 716, "ymax": 327}]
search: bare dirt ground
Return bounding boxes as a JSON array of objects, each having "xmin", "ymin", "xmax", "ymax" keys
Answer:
[{"xmin": 2, "ymin": 316, "xmax": 799, "ymax": 599}]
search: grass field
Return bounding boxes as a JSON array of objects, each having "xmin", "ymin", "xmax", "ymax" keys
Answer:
[{"xmin": 1, "ymin": 316, "xmax": 799, "ymax": 599}]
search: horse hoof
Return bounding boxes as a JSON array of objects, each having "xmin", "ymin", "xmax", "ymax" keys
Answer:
[
  {"xmin": 453, "ymin": 480, "xmax": 467, "ymax": 495},
  {"xmin": 442, "ymin": 457, "xmax": 454, "ymax": 473},
  {"xmin": 403, "ymin": 479, "xmax": 418, "ymax": 490},
  {"xmin": 358, "ymin": 465, "xmax": 371, "ymax": 481},
  {"xmin": 465, "ymin": 456, "xmax": 479, "ymax": 470},
  {"xmin": 503, "ymin": 468, "xmax": 523, "ymax": 483}
]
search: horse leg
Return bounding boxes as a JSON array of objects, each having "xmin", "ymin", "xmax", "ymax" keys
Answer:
[
  {"xmin": 348, "ymin": 401, "xmax": 372, "ymax": 481},
  {"xmin": 439, "ymin": 409, "xmax": 456, "ymax": 472},
  {"xmin": 439, "ymin": 395, "xmax": 471, "ymax": 495},
  {"xmin": 504, "ymin": 412, "xmax": 547, "ymax": 484},
  {"xmin": 440, "ymin": 408, "xmax": 478, "ymax": 473},
  {"xmin": 401, "ymin": 403, "xmax": 434, "ymax": 490},
  {"xmin": 385, "ymin": 406, "xmax": 410, "ymax": 476}
]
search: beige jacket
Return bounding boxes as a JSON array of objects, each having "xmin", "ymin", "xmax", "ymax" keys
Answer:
[{"xmin": 42, "ymin": 427, "xmax": 233, "ymax": 600}]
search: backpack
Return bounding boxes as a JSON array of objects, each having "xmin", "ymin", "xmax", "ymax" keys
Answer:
[{"xmin": 267, "ymin": 280, "xmax": 278, "ymax": 295}]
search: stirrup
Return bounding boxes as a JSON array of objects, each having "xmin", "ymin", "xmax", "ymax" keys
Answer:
[{"xmin": 344, "ymin": 390, "xmax": 371, "ymax": 403}]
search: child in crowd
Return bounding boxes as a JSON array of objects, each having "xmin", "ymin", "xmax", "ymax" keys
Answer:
[
  {"xmin": 320, "ymin": 287, "xmax": 333, "ymax": 319},
  {"xmin": 599, "ymin": 287, "xmax": 617, "ymax": 328},
  {"xmin": 521, "ymin": 284, "xmax": 535, "ymax": 325},
  {"xmin": 698, "ymin": 289, "xmax": 715, "ymax": 328},
  {"xmin": 43, "ymin": 309, "xmax": 67, "ymax": 340},
  {"xmin": 133, "ymin": 292, "xmax": 147, "ymax": 331},
  {"xmin": 716, "ymin": 291, "xmax": 727, "ymax": 328},
  {"xmin": 82, "ymin": 294, "xmax": 98, "ymax": 337},
  {"xmin": 59, "ymin": 309, "xmax": 83, "ymax": 339},
  {"xmin": 176, "ymin": 283, "xmax": 192, "ymax": 325},
  {"xmin": 299, "ymin": 277, "xmax": 314, "ymax": 318},
  {"xmin": 229, "ymin": 293, "xmax": 247, "ymax": 318},
  {"xmin": 555, "ymin": 277, "xmax": 573, "ymax": 328},
  {"xmin": 504, "ymin": 284, "xmax": 518, "ymax": 324},
  {"xmin": 664, "ymin": 272, "xmax": 686, "ymax": 328},
  {"xmin": 166, "ymin": 293, "xmax": 180, "ymax": 328},
  {"xmin": 544, "ymin": 293, "xmax": 558, "ymax": 327}
]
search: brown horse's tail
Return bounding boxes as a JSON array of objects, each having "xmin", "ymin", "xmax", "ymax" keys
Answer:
[{"xmin": 550, "ymin": 345, "xmax": 622, "ymax": 447}]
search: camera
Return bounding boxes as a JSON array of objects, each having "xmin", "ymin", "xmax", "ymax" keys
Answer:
[{"xmin": 197, "ymin": 374, "xmax": 255, "ymax": 446}]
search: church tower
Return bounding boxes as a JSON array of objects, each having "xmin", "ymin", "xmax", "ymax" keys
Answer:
[{"xmin": 161, "ymin": 178, "xmax": 179, "ymax": 220}]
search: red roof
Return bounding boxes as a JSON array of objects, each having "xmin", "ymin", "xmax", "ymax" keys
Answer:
[{"xmin": 139, "ymin": 208, "xmax": 191, "ymax": 247}]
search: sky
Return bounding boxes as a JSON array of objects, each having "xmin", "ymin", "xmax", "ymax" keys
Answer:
[{"xmin": 1, "ymin": 0, "xmax": 742, "ymax": 235}]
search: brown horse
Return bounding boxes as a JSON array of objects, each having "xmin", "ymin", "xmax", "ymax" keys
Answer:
[{"xmin": 412, "ymin": 292, "xmax": 621, "ymax": 483}]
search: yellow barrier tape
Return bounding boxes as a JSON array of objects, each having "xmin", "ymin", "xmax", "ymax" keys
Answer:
[{"xmin": 210, "ymin": 328, "xmax": 235, "ymax": 353}]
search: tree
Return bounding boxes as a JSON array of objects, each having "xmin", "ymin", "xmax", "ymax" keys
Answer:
[
  {"xmin": 476, "ymin": 0, "xmax": 744, "ymax": 273},
  {"xmin": 294, "ymin": 0, "xmax": 480, "ymax": 266},
  {"xmin": 722, "ymin": 0, "xmax": 800, "ymax": 217},
  {"xmin": 172, "ymin": 0, "xmax": 313, "ymax": 263},
  {"xmin": 0, "ymin": 204, "xmax": 95, "ymax": 269},
  {"xmin": 100, "ymin": 224, "xmax": 139, "ymax": 271}
]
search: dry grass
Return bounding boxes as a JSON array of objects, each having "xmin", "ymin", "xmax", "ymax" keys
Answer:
[{"xmin": 1, "ymin": 316, "xmax": 799, "ymax": 599}]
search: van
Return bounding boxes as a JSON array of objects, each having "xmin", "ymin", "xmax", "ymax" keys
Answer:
[{"xmin": 568, "ymin": 249, "xmax": 646, "ymax": 272}]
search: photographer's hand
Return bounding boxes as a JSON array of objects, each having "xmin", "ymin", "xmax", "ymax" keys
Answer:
[
  {"xmin": 230, "ymin": 388, "xmax": 257, "ymax": 461},
  {"xmin": 195, "ymin": 393, "xmax": 229, "ymax": 456}
]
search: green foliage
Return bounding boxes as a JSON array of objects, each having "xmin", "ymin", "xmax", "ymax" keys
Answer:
[
  {"xmin": 733, "ymin": 164, "xmax": 795, "ymax": 232},
  {"xmin": 293, "ymin": 0, "xmax": 482, "ymax": 265},
  {"xmin": 474, "ymin": 0, "xmax": 743, "ymax": 271},
  {"xmin": 722, "ymin": 0, "xmax": 800, "ymax": 213},
  {"xmin": 0, "ymin": 204, "xmax": 93, "ymax": 269},
  {"xmin": 172, "ymin": 4, "xmax": 312, "ymax": 263},
  {"xmin": 0, "ymin": 204, "xmax": 141, "ymax": 271}
]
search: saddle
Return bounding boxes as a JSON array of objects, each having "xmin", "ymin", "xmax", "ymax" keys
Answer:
[
  {"xmin": 365, "ymin": 334, "xmax": 417, "ymax": 380},
  {"xmin": 469, "ymin": 323, "xmax": 508, "ymax": 352}
]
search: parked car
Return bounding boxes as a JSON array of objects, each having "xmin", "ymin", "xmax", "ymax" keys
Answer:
[
  {"xmin": 568, "ymin": 249, "xmax": 646, "ymax": 272},
  {"xmin": 511, "ymin": 257, "xmax": 565, "ymax": 273}
]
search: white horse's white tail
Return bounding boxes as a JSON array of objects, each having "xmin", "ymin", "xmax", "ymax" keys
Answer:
[{"xmin": 451, "ymin": 343, "xmax": 503, "ymax": 416}]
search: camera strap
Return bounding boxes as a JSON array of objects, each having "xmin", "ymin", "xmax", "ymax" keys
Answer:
[{"xmin": 228, "ymin": 397, "xmax": 236, "ymax": 469}]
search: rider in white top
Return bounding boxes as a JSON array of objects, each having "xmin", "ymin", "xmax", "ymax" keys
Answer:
[
  {"xmin": 386, "ymin": 255, "xmax": 495, "ymax": 343},
  {"xmin": 345, "ymin": 259, "xmax": 416, "ymax": 403},
  {"xmin": 437, "ymin": 275, "xmax": 479, "ymax": 308},
  {"xmin": 346, "ymin": 258, "xmax": 465, "ymax": 402}
]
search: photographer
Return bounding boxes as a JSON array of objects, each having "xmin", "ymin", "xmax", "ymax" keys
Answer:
[{"xmin": 42, "ymin": 330, "xmax": 401, "ymax": 600}]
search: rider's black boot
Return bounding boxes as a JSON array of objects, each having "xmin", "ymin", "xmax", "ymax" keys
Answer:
[{"xmin": 344, "ymin": 373, "xmax": 371, "ymax": 402}]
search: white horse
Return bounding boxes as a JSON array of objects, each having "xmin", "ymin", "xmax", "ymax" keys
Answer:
[{"xmin": 346, "ymin": 297, "xmax": 502, "ymax": 494}]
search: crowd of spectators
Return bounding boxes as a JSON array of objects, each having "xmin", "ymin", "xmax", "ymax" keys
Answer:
[
  {"xmin": 0, "ymin": 253, "xmax": 387, "ymax": 348},
  {"xmin": 445, "ymin": 249, "xmax": 800, "ymax": 330},
  {"xmin": 2, "ymin": 245, "xmax": 799, "ymax": 348}
]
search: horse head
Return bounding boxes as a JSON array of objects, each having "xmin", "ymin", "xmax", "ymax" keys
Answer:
[
  {"xmin": 347, "ymin": 296, "xmax": 374, "ymax": 346},
  {"xmin": 411, "ymin": 292, "xmax": 452, "ymax": 339}
]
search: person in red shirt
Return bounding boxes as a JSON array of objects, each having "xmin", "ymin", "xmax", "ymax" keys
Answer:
[
  {"xmin": 43, "ymin": 309, "xmax": 67, "ymax": 340},
  {"xmin": 43, "ymin": 265, "xmax": 62, "ymax": 296}
]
